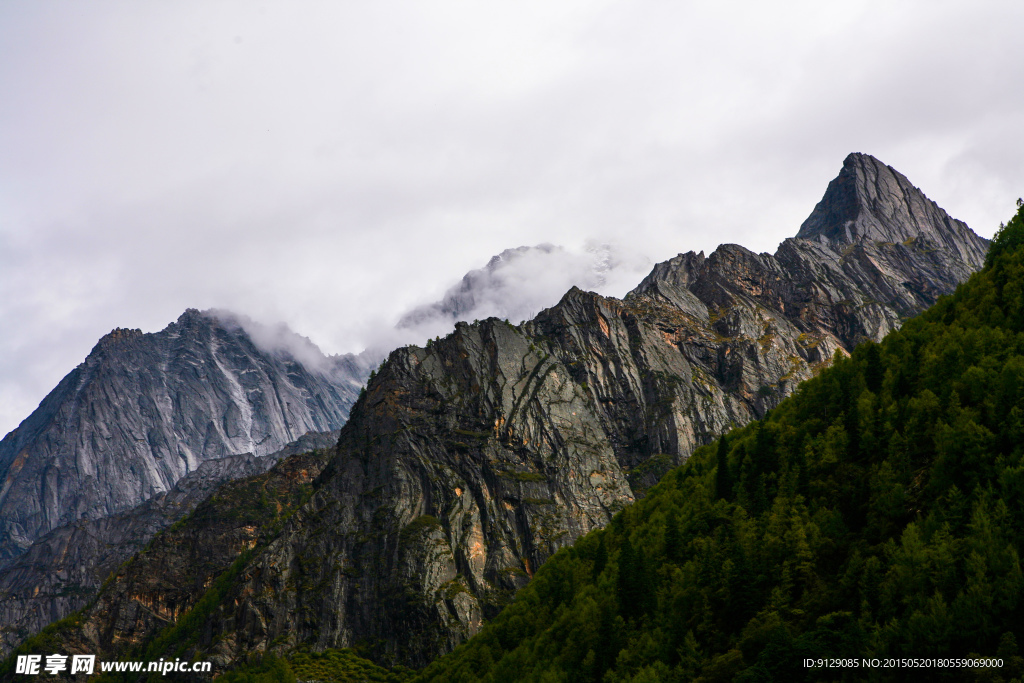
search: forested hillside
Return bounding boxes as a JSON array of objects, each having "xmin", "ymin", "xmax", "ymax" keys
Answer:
[
  {"xmin": 412, "ymin": 201, "xmax": 1024, "ymax": 682},
  {"xmin": 2, "ymin": 181, "xmax": 1009, "ymax": 683}
]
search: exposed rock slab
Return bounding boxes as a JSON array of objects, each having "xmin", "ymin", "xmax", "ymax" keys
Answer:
[
  {"xmin": 0, "ymin": 310, "xmax": 363, "ymax": 561},
  {"xmin": 0, "ymin": 431, "xmax": 338, "ymax": 657},
  {"xmin": 33, "ymin": 154, "xmax": 991, "ymax": 670}
]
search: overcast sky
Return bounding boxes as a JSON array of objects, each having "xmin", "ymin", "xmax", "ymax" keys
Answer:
[{"xmin": 2, "ymin": 0, "xmax": 1023, "ymax": 436}]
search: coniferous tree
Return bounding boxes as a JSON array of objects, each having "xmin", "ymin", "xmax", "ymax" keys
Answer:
[
  {"xmin": 985, "ymin": 197, "xmax": 1024, "ymax": 267},
  {"xmin": 593, "ymin": 536, "xmax": 608, "ymax": 578},
  {"xmin": 664, "ymin": 510, "xmax": 681, "ymax": 562},
  {"xmin": 715, "ymin": 435, "xmax": 732, "ymax": 501},
  {"xmin": 411, "ymin": 202, "xmax": 1024, "ymax": 683},
  {"xmin": 617, "ymin": 536, "xmax": 644, "ymax": 622},
  {"xmin": 864, "ymin": 342, "xmax": 884, "ymax": 394}
]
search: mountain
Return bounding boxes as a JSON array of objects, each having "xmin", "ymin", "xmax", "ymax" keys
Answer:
[
  {"xmin": 396, "ymin": 243, "xmax": 652, "ymax": 340},
  {"xmin": 0, "ymin": 430, "xmax": 339, "ymax": 658},
  {"xmin": 0, "ymin": 240, "xmax": 643, "ymax": 566},
  {"xmin": 412, "ymin": 199, "xmax": 1024, "ymax": 682},
  {"xmin": 0, "ymin": 309, "xmax": 365, "ymax": 561},
  {"xmin": 0, "ymin": 239, "xmax": 645, "ymax": 656},
  {"xmin": 6, "ymin": 154, "xmax": 992, "ymax": 673},
  {"xmin": 797, "ymin": 152, "xmax": 988, "ymax": 265},
  {"xmin": 5, "ymin": 442, "xmax": 340, "ymax": 679}
]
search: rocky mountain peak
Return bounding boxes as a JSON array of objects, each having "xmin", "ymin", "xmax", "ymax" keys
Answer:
[
  {"xmin": 796, "ymin": 153, "xmax": 988, "ymax": 265},
  {"xmin": 22, "ymin": 154, "xmax": 996, "ymax": 670},
  {"xmin": 0, "ymin": 308, "xmax": 363, "ymax": 561},
  {"xmin": 90, "ymin": 327, "xmax": 144, "ymax": 355},
  {"xmin": 634, "ymin": 250, "xmax": 706, "ymax": 291}
]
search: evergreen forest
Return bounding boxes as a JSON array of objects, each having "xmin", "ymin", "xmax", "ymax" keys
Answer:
[
  {"xmin": 76, "ymin": 202, "xmax": 1024, "ymax": 683},
  {"xmin": 410, "ymin": 202, "xmax": 1024, "ymax": 682}
]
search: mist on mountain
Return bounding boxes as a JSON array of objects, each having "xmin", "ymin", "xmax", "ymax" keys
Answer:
[{"xmin": 400, "ymin": 243, "xmax": 650, "ymax": 329}]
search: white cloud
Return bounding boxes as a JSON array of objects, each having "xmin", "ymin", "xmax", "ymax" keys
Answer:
[
  {"xmin": 390, "ymin": 242, "xmax": 652, "ymax": 347},
  {"xmin": 1, "ymin": 0, "xmax": 1022, "ymax": 435}
]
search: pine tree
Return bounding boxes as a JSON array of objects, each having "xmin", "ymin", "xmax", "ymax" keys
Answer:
[
  {"xmin": 617, "ymin": 536, "xmax": 644, "ymax": 621},
  {"xmin": 593, "ymin": 536, "xmax": 608, "ymax": 579},
  {"xmin": 715, "ymin": 435, "xmax": 732, "ymax": 501},
  {"xmin": 864, "ymin": 342, "xmax": 884, "ymax": 394},
  {"xmin": 664, "ymin": 510, "xmax": 681, "ymax": 563}
]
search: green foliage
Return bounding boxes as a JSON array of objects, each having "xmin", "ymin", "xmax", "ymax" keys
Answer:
[
  {"xmin": 626, "ymin": 453, "xmax": 675, "ymax": 497},
  {"xmin": 219, "ymin": 648, "xmax": 414, "ymax": 683},
  {"xmin": 413, "ymin": 206, "xmax": 1024, "ymax": 682},
  {"xmin": 289, "ymin": 648, "xmax": 415, "ymax": 682},
  {"xmin": 218, "ymin": 653, "xmax": 297, "ymax": 683},
  {"xmin": 0, "ymin": 612, "xmax": 85, "ymax": 678},
  {"xmin": 715, "ymin": 435, "xmax": 732, "ymax": 501},
  {"xmin": 985, "ymin": 198, "xmax": 1024, "ymax": 267}
]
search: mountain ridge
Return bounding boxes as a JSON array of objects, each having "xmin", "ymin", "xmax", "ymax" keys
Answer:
[
  {"xmin": 0, "ymin": 430, "xmax": 340, "ymax": 657},
  {"xmin": 14, "ymin": 153, "xmax": 996, "ymax": 674},
  {"xmin": 797, "ymin": 153, "xmax": 987, "ymax": 261},
  {"xmin": 412, "ymin": 199, "xmax": 1024, "ymax": 682},
  {"xmin": 0, "ymin": 309, "xmax": 365, "ymax": 561}
]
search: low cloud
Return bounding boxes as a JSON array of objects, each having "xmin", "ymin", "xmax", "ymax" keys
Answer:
[
  {"xmin": 398, "ymin": 242, "xmax": 648, "ymax": 334},
  {"xmin": 2, "ymin": 1, "xmax": 1022, "ymax": 436},
  {"xmin": 208, "ymin": 309, "xmax": 373, "ymax": 387},
  {"xmin": 209, "ymin": 309, "xmax": 334, "ymax": 370},
  {"xmin": 205, "ymin": 242, "xmax": 652, "ymax": 389}
]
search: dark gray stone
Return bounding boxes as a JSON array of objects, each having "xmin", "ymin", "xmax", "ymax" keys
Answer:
[
  {"xmin": 0, "ymin": 430, "xmax": 338, "ymax": 657},
  {"xmin": 21, "ymin": 154, "xmax": 994, "ymax": 671},
  {"xmin": 0, "ymin": 310, "xmax": 364, "ymax": 561}
]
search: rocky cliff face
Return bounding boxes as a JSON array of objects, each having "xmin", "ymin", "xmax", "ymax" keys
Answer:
[
  {"xmin": 31, "ymin": 154, "xmax": 990, "ymax": 671},
  {"xmin": 797, "ymin": 153, "xmax": 988, "ymax": 267},
  {"xmin": 0, "ymin": 431, "xmax": 338, "ymax": 657},
  {"xmin": 44, "ymin": 445, "xmax": 334, "ymax": 671},
  {"xmin": 0, "ymin": 309, "xmax": 363, "ymax": 561}
]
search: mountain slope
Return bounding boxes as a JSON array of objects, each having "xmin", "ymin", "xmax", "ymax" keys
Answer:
[
  {"xmin": 1, "ymin": 443, "xmax": 338, "ymax": 682},
  {"xmin": 413, "ymin": 200, "xmax": 1024, "ymax": 682},
  {"xmin": 21, "ymin": 154, "xmax": 992, "ymax": 672},
  {"xmin": 797, "ymin": 152, "xmax": 988, "ymax": 266},
  {"xmin": 0, "ymin": 309, "xmax": 364, "ymax": 561},
  {"xmin": 0, "ymin": 430, "xmax": 338, "ymax": 657}
]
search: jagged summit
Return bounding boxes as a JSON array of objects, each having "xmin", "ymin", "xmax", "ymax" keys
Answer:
[
  {"xmin": 88, "ymin": 327, "xmax": 144, "ymax": 357},
  {"xmin": 797, "ymin": 153, "xmax": 989, "ymax": 264},
  {"xmin": 7, "ymin": 155, "xmax": 997, "ymax": 668},
  {"xmin": 0, "ymin": 308, "xmax": 363, "ymax": 561},
  {"xmin": 635, "ymin": 154, "xmax": 990, "ymax": 347}
]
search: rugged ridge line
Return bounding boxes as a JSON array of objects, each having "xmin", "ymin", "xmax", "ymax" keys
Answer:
[
  {"xmin": 797, "ymin": 153, "xmax": 987, "ymax": 266},
  {"xmin": 0, "ymin": 310, "xmax": 364, "ymax": 561},
  {"xmin": 30, "ymin": 154, "xmax": 990, "ymax": 671},
  {"xmin": 0, "ymin": 431, "xmax": 339, "ymax": 657}
]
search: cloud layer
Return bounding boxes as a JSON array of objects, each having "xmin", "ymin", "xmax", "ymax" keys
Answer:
[
  {"xmin": 393, "ymin": 243, "xmax": 651, "ymax": 346},
  {"xmin": 2, "ymin": 1, "xmax": 1023, "ymax": 435}
]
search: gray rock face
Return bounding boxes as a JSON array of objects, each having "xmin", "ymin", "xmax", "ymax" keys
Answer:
[
  {"xmin": 36, "ymin": 154, "xmax": 991, "ymax": 670},
  {"xmin": 0, "ymin": 430, "xmax": 338, "ymax": 656},
  {"xmin": 797, "ymin": 153, "xmax": 988, "ymax": 266},
  {"xmin": 47, "ymin": 445, "xmax": 334, "ymax": 671},
  {"xmin": 0, "ymin": 309, "xmax": 363, "ymax": 561}
]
